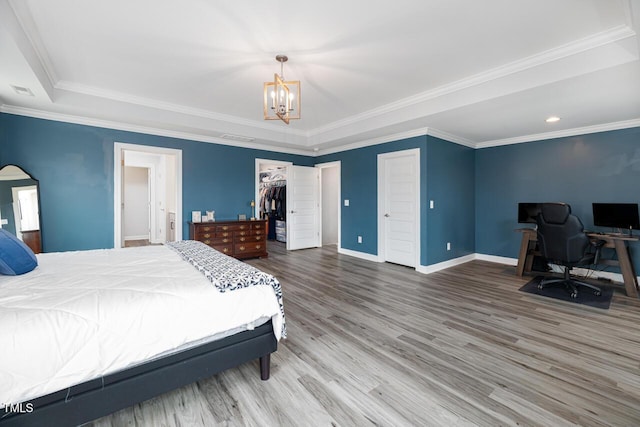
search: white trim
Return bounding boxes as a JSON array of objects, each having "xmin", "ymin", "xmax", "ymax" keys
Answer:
[
  {"xmin": 55, "ymin": 80, "xmax": 308, "ymax": 138},
  {"xmin": 416, "ymin": 254, "xmax": 476, "ymax": 275},
  {"xmin": 314, "ymin": 128, "xmax": 430, "ymax": 156},
  {"xmin": 114, "ymin": 143, "xmax": 182, "ymax": 249},
  {"xmin": 473, "ymin": 253, "xmax": 640, "ymax": 286},
  {"xmin": 476, "ymin": 118, "xmax": 640, "ymax": 149},
  {"xmin": 307, "ymin": 26, "xmax": 635, "ymax": 139},
  {"xmin": 3, "ymin": 104, "xmax": 639, "ymax": 158},
  {"xmin": 474, "ymin": 253, "xmax": 518, "ymax": 266},
  {"xmin": 377, "ymin": 148, "xmax": 421, "ymax": 269},
  {"xmin": 1, "ymin": 105, "xmax": 312, "ymax": 156},
  {"xmin": 337, "ymin": 247, "xmax": 382, "ymax": 263},
  {"xmin": 124, "ymin": 235, "xmax": 149, "ymax": 241},
  {"xmin": 315, "ymin": 161, "xmax": 342, "ymax": 251}
]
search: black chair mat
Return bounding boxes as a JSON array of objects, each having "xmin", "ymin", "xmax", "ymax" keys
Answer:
[{"xmin": 519, "ymin": 275, "xmax": 613, "ymax": 310}]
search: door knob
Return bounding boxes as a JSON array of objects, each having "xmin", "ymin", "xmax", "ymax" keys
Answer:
[
  {"xmin": 384, "ymin": 213, "xmax": 390, "ymax": 217},
  {"xmin": 290, "ymin": 210, "xmax": 296, "ymax": 214}
]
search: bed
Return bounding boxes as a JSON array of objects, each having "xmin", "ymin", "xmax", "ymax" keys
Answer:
[{"xmin": 0, "ymin": 238, "xmax": 286, "ymax": 426}]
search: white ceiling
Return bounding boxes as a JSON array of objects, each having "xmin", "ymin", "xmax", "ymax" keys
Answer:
[{"xmin": 1, "ymin": 0, "xmax": 639, "ymax": 155}]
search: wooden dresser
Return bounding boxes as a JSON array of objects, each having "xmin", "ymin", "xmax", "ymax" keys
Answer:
[{"xmin": 189, "ymin": 219, "xmax": 268, "ymax": 259}]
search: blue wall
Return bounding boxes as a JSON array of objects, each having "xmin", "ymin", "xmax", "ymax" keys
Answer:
[
  {"xmin": 476, "ymin": 127, "xmax": 640, "ymax": 268},
  {"xmin": 316, "ymin": 134, "xmax": 476, "ymax": 266},
  {"xmin": 0, "ymin": 113, "xmax": 312, "ymax": 252},
  {"xmin": 4, "ymin": 111, "xmax": 636, "ymax": 272},
  {"xmin": 426, "ymin": 136, "xmax": 475, "ymax": 264}
]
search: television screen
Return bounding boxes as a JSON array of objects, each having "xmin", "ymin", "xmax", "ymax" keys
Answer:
[
  {"xmin": 592, "ymin": 203, "xmax": 640, "ymax": 230},
  {"xmin": 518, "ymin": 203, "xmax": 542, "ymax": 224}
]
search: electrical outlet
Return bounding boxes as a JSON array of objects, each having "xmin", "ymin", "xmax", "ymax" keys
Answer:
[
  {"xmin": 446, "ymin": 242, "xmax": 451, "ymax": 251},
  {"xmin": 344, "ymin": 199, "xmax": 350, "ymax": 207},
  {"xmin": 357, "ymin": 235, "xmax": 362, "ymax": 244}
]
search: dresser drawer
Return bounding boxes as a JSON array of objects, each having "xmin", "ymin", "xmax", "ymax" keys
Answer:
[
  {"xmin": 250, "ymin": 222, "xmax": 265, "ymax": 230},
  {"xmin": 189, "ymin": 220, "xmax": 267, "ymax": 260},
  {"xmin": 212, "ymin": 236, "xmax": 233, "ymax": 245},
  {"xmin": 234, "ymin": 241, "xmax": 265, "ymax": 255},
  {"xmin": 212, "ymin": 245, "xmax": 233, "ymax": 256},
  {"xmin": 194, "ymin": 230, "xmax": 215, "ymax": 240},
  {"xmin": 194, "ymin": 224, "xmax": 215, "ymax": 233},
  {"xmin": 215, "ymin": 223, "xmax": 247, "ymax": 232},
  {"xmin": 235, "ymin": 234, "xmax": 265, "ymax": 243}
]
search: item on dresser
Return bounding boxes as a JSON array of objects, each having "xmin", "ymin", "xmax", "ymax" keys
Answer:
[
  {"xmin": 206, "ymin": 210, "xmax": 215, "ymax": 221},
  {"xmin": 189, "ymin": 219, "xmax": 268, "ymax": 259},
  {"xmin": 191, "ymin": 211, "xmax": 202, "ymax": 223}
]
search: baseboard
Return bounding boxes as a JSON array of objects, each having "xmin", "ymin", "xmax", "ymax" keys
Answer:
[
  {"xmin": 337, "ymin": 247, "xmax": 382, "ymax": 263},
  {"xmin": 335, "ymin": 248, "xmax": 639, "ymax": 285},
  {"xmin": 474, "ymin": 254, "xmax": 518, "ymax": 266},
  {"xmin": 474, "ymin": 252, "xmax": 638, "ymax": 286},
  {"xmin": 124, "ymin": 235, "xmax": 149, "ymax": 241},
  {"xmin": 416, "ymin": 254, "xmax": 476, "ymax": 274}
]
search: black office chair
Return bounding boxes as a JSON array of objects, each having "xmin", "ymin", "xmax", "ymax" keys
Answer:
[{"xmin": 535, "ymin": 203, "xmax": 603, "ymax": 298}]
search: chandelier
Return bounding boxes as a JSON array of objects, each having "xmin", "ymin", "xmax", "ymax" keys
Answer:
[{"xmin": 263, "ymin": 55, "xmax": 301, "ymax": 124}]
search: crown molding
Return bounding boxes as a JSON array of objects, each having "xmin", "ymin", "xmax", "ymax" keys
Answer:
[
  {"xmin": 314, "ymin": 127, "xmax": 430, "ymax": 156},
  {"xmin": 0, "ymin": 104, "xmax": 313, "ymax": 156},
  {"xmin": 426, "ymin": 128, "xmax": 475, "ymax": 148},
  {"xmin": 5, "ymin": 103, "xmax": 638, "ymax": 157},
  {"xmin": 54, "ymin": 80, "xmax": 308, "ymax": 138},
  {"xmin": 308, "ymin": 25, "xmax": 637, "ymax": 140},
  {"xmin": 475, "ymin": 118, "xmax": 640, "ymax": 149}
]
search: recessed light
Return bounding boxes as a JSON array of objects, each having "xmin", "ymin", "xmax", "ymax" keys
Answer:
[{"xmin": 545, "ymin": 116, "xmax": 561, "ymax": 123}]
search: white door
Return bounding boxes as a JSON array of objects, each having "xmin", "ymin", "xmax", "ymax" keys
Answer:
[
  {"xmin": 378, "ymin": 149, "xmax": 420, "ymax": 267},
  {"xmin": 287, "ymin": 165, "xmax": 320, "ymax": 250}
]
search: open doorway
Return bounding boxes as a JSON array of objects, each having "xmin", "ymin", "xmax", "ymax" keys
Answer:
[
  {"xmin": 316, "ymin": 161, "xmax": 341, "ymax": 248},
  {"xmin": 114, "ymin": 143, "xmax": 182, "ymax": 248},
  {"xmin": 255, "ymin": 158, "xmax": 292, "ymax": 244},
  {"xmin": 122, "ymin": 166, "xmax": 150, "ymax": 246}
]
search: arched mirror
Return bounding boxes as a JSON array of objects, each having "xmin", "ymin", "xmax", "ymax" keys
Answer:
[{"xmin": 0, "ymin": 165, "xmax": 42, "ymax": 253}]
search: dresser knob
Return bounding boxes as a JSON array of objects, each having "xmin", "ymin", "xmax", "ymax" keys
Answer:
[
  {"xmin": 223, "ymin": 238, "xmax": 229, "ymax": 243},
  {"xmin": 204, "ymin": 227, "xmax": 211, "ymax": 231},
  {"xmin": 223, "ymin": 248, "xmax": 229, "ymax": 253},
  {"xmin": 222, "ymin": 226, "xmax": 228, "ymax": 230},
  {"xmin": 204, "ymin": 240, "xmax": 211, "ymax": 244},
  {"xmin": 240, "ymin": 237, "xmax": 246, "ymax": 242},
  {"xmin": 256, "ymin": 245, "xmax": 261, "ymax": 250},
  {"xmin": 203, "ymin": 233, "xmax": 211, "ymax": 238},
  {"xmin": 239, "ymin": 246, "xmax": 246, "ymax": 251}
]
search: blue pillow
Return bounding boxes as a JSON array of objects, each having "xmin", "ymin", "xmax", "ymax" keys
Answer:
[{"xmin": 0, "ymin": 229, "xmax": 38, "ymax": 275}]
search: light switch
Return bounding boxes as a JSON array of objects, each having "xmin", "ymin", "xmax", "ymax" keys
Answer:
[
  {"xmin": 0, "ymin": 219, "xmax": 7, "ymax": 225},
  {"xmin": 344, "ymin": 199, "xmax": 350, "ymax": 207},
  {"xmin": 430, "ymin": 200, "xmax": 434, "ymax": 209}
]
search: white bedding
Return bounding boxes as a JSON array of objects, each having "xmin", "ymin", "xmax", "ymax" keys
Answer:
[{"xmin": 0, "ymin": 245, "xmax": 283, "ymax": 407}]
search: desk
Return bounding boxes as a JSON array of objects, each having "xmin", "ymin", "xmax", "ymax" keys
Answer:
[{"xmin": 515, "ymin": 228, "xmax": 639, "ymax": 298}]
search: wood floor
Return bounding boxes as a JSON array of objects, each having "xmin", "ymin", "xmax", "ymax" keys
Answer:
[{"xmin": 90, "ymin": 242, "xmax": 640, "ymax": 426}]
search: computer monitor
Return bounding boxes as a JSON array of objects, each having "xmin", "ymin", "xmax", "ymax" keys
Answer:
[
  {"xmin": 518, "ymin": 202, "xmax": 542, "ymax": 224},
  {"xmin": 592, "ymin": 203, "xmax": 640, "ymax": 230}
]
